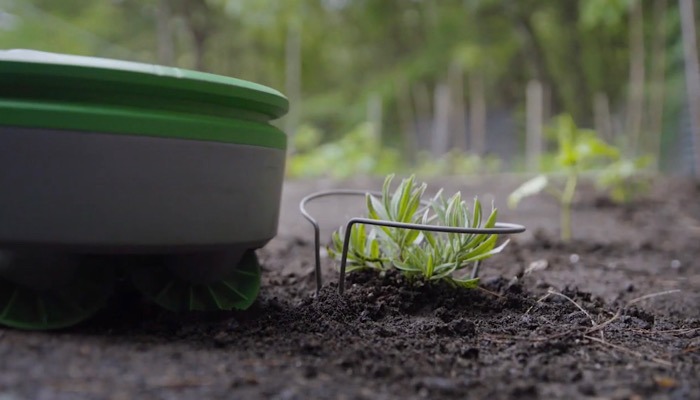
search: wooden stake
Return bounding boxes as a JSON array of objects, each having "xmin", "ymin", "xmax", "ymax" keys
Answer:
[
  {"xmin": 526, "ymin": 80, "xmax": 544, "ymax": 172},
  {"xmin": 469, "ymin": 72, "xmax": 486, "ymax": 155},
  {"xmin": 432, "ymin": 83, "xmax": 451, "ymax": 157},
  {"xmin": 679, "ymin": 0, "xmax": 700, "ymax": 176},
  {"xmin": 284, "ymin": 21, "xmax": 302, "ymax": 143},
  {"xmin": 626, "ymin": 0, "xmax": 646, "ymax": 156},
  {"xmin": 449, "ymin": 62, "xmax": 468, "ymax": 152},
  {"xmin": 648, "ymin": 0, "xmax": 668, "ymax": 171}
]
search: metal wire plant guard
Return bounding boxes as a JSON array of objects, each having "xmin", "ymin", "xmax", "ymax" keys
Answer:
[{"xmin": 300, "ymin": 189, "xmax": 527, "ymax": 295}]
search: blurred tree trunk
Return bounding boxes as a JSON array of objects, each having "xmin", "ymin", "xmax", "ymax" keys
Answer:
[
  {"xmin": 396, "ymin": 82, "xmax": 417, "ymax": 165},
  {"xmin": 512, "ymin": 11, "xmax": 562, "ymax": 114},
  {"xmin": 448, "ymin": 62, "xmax": 467, "ymax": 152},
  {"xmin": 285, "ymin": 22, "xmax": 302, "ymax": 141},
  {"xmin": 626, "ymin": 0, "xmax": 645, "ymax": 156},
  {"xmin": 469, "ymin": 72, "xmax": 486, "ymax": 156},
  {"xmin": 156, "ymin": 0, "xmax": 174, "ymax": 66},
  {"xmin": 367, "ymin": 93, "xmax": 383, "ymax": 143},
  {"xmin": 679, "ymin": 0, "xmax": 700, "ymax": 176},
  {"xmin": 594, "ymin": 92, "xmax": 614, "ymax": 142},
  {"xmin": 432, "ymin": 83, "xmax": 450, "ymax": 157},
  {"xmin": 557, "ymin": 3, "xmax": 591, "ymax": 120},
  {"xmin": 648, "ymin": 0, "xmax": 668, "ymax": 170},
  {"xmin": 412, "ymin": 82, "xmax": 432, "ymax": 152},
  {"xmin": 526, "ymin": 80, "xmax": 543, "ymax": 172},
  {"xmin": 180, "ymin": 0, "xmax": 211, "ymax": 71}
]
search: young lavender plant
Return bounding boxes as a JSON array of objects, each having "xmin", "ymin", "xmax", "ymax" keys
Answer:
[{"xmin": 327, "ymin": 175, "xmax": 509, "ymax": 288}]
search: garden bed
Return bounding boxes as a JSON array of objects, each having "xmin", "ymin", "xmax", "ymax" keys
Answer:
[{"xmin": 0, "ymin": 176, "xmax": 698, "ymax": 399}]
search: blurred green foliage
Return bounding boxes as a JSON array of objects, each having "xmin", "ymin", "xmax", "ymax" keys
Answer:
[
  {"xmin": 596, "ymin": 156, "xmax": 654, "ymax": 204},
  {"xmin": 286, "ymin": 124, "xmax": 501, "ymax": 179},
  {"xmin": 0, "ymin": 0, "xmax": 690, "ymax": 175},
  {"xmin": 286, "ymin": 122, "xmax": 402, "ymax": 179}
]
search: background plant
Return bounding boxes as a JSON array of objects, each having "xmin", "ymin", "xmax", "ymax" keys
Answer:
[
  {"xmin": 286, "ymin": 123, "xmax": 402, "ymax": 179},
  {"xmin": 508, "ymin": 114, "xmax": 622, "ymax": 241},
  {"xmin": 287, "ymin": 125, "xmax": 501, "ymax": 179},
  {"xmin": 596, "ymin": 155, "xmax": 653, "ymax": 203},
  {"xmin": 328, "ymin": 175, "xmax": 509, "ymax": 288}
]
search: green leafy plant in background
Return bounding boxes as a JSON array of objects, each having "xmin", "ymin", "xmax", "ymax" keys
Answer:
[
  {"xmin": 286, "ymin": 123, "xmax": 402, "ymax": 179},
  {"xmin": 508, "ymin": 114, "xmax": 620, "ymax": 241},
  {"xmin": 327, "ymin": 175, "xmax": 509, "ymax": 288},
  {"xmin": 414, "ymin": 149, "xmax": 502, "ymax": 176},
  {"xmin": 287, "ymin": 125, "xmax": 501, "ymax": 179},
  {"xmin": 596, "ymin": 155, "xmax": 653, "ymax": 203}
]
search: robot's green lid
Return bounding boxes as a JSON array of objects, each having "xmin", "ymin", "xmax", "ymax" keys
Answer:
[{"xmin": 0, "ymin": 49, "xmax": 289, "ymax": 149}]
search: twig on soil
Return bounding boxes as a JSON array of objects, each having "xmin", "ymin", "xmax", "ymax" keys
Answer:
[
  {"xmin": 584, "ymin": 308, "xmax": 622, "ymax": 337},
  {"xmin": 524, "ymin": 289, "xmax": 683, "ymax": 343},
  {"xmin": 545, "ymin": 289, "xmax": 605, "ymax": 341},
  {"xmin": 145, "ymin": 378, "xmax": 215, "ymax": 391},
  {"xmin": 583, "ymin": 334, "xmax": 673, "ymax": 367},
  {"xmin": 484, "ymin": 328, "xmax": 585, "ymax": 343},
  {"xmin": 496, "ymin": 287, "xmax": 685, "ymax": 367},
  {"xmin": 631, "ymin": 327, "xmax": 699, "ymax": 335},
  {"xmin": 525, "ymin": 292, "xmax": 552, "ymax": 315},
  {"xmin": 626, "ymin": 289, "xmax": 681, "ymax": 306},
  {"xmin": 476, "ymin": 286, "xmax": 503, "ymax": 298}
]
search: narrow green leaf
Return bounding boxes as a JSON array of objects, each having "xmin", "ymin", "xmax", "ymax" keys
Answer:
[
  {"xmin": 396, "ymin": 176, "xmax": 416, "ymax": 222},
  {"xmin": 425, "ymin": 253, "xmax": 434, "ymax": 278},
  {"xmin": 370, "ymin": 238, "xmax": 380, "ymax": 259},
  {"xmin": 483, "ymin": 206, "xmax": 498, "ymax": 229},
  {"xmin": 393, "ymin": 260, "xmax": 422, "ymax": 272},
  {"xmin": 450, "ymin": 277, "xmax": 480, "ymax": 289},
  {"xmin": 382, "ymin": 174, "xmax": 395, "ymax": 219},
  {"xmin": 458, "ymin": 234, "xmax": 497, "ymax": 262},
  {"xmin": 390, "ymin": 177, "xmax": 407, "ymax": 220},
  {"xmin": 431, "ymin": 264, "xmax": 458, "ymax": 280},
  {"xmin": 424, "ymin": 231, "xmax": 437, "ymax": 249},
  {"xmin": 404, "ymin": 229, "xmax": 421, "ymax": 246},
  {"xmin": 472, "ymin": 197, "xmax": 482, "ymax": 228},
  {"xmin": 462, "ymin": 239, "xmax": 510, "ymax": 263}
]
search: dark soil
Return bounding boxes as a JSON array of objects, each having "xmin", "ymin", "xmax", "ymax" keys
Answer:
[{"xmin": 1, "ymin": 176, "xmax": 699, "ymax": 399}]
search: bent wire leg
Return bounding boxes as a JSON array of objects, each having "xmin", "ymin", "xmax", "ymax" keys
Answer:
[
  {"xmin": 470, "ymin": 260, "xmax": 482, "ymax": 280},
  {"xmin": 300, "ymin": 190, "xmax": 526, "ymax": 295},
  {"xmin": 300, "ymin": 190, "xmax": 383, "ymax": 295}
]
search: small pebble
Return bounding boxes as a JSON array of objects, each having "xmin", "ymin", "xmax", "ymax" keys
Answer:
[
  {"xmin": 670, "ymin": 259, "xmax": 681, "ymax": 269},
  {"xmin": 569, "ymin": 254, "xmax": 580, "ymax": 264}
]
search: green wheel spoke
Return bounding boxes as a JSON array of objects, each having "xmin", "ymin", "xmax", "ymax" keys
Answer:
[
  {"xmin": 232, "ymin": 269, "xmax": 259, "ymax": 278},
  {"xmin": 221, "ymin": 280, "xmax": 250, "ymax": 302},
  {"xmin": 36, "ymin": 297, "xmax": 48, "ymax": 326},
  {"xmin": 155, "ymin": 281, "xmax": 176, "ymax": 303},
  {"xmin": 0, "ymin": 262, "xmax": 114, "ymax": 330},
  {"xmin": 206, "ymin": 286, "xmax": 224, "ymax": 310},
  {"xmin": 0, "ymin": 289, "xmax": 20, "ymax": 320},
  {"xmin": 130, "ymin": 250, "xmax": 261, "ymax": 312}
]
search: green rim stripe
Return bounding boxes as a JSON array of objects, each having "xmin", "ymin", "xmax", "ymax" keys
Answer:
[
  {"xmin": 0, "ymin": 51, "xmax": 289, "ymax": 119},
  {"xmin": 0, "ymin": 100, "xmax": 287, "ymax": 150},
  {"xmin": 0, "ymin": 65, "xmax": 289, "ymax": 119}
]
